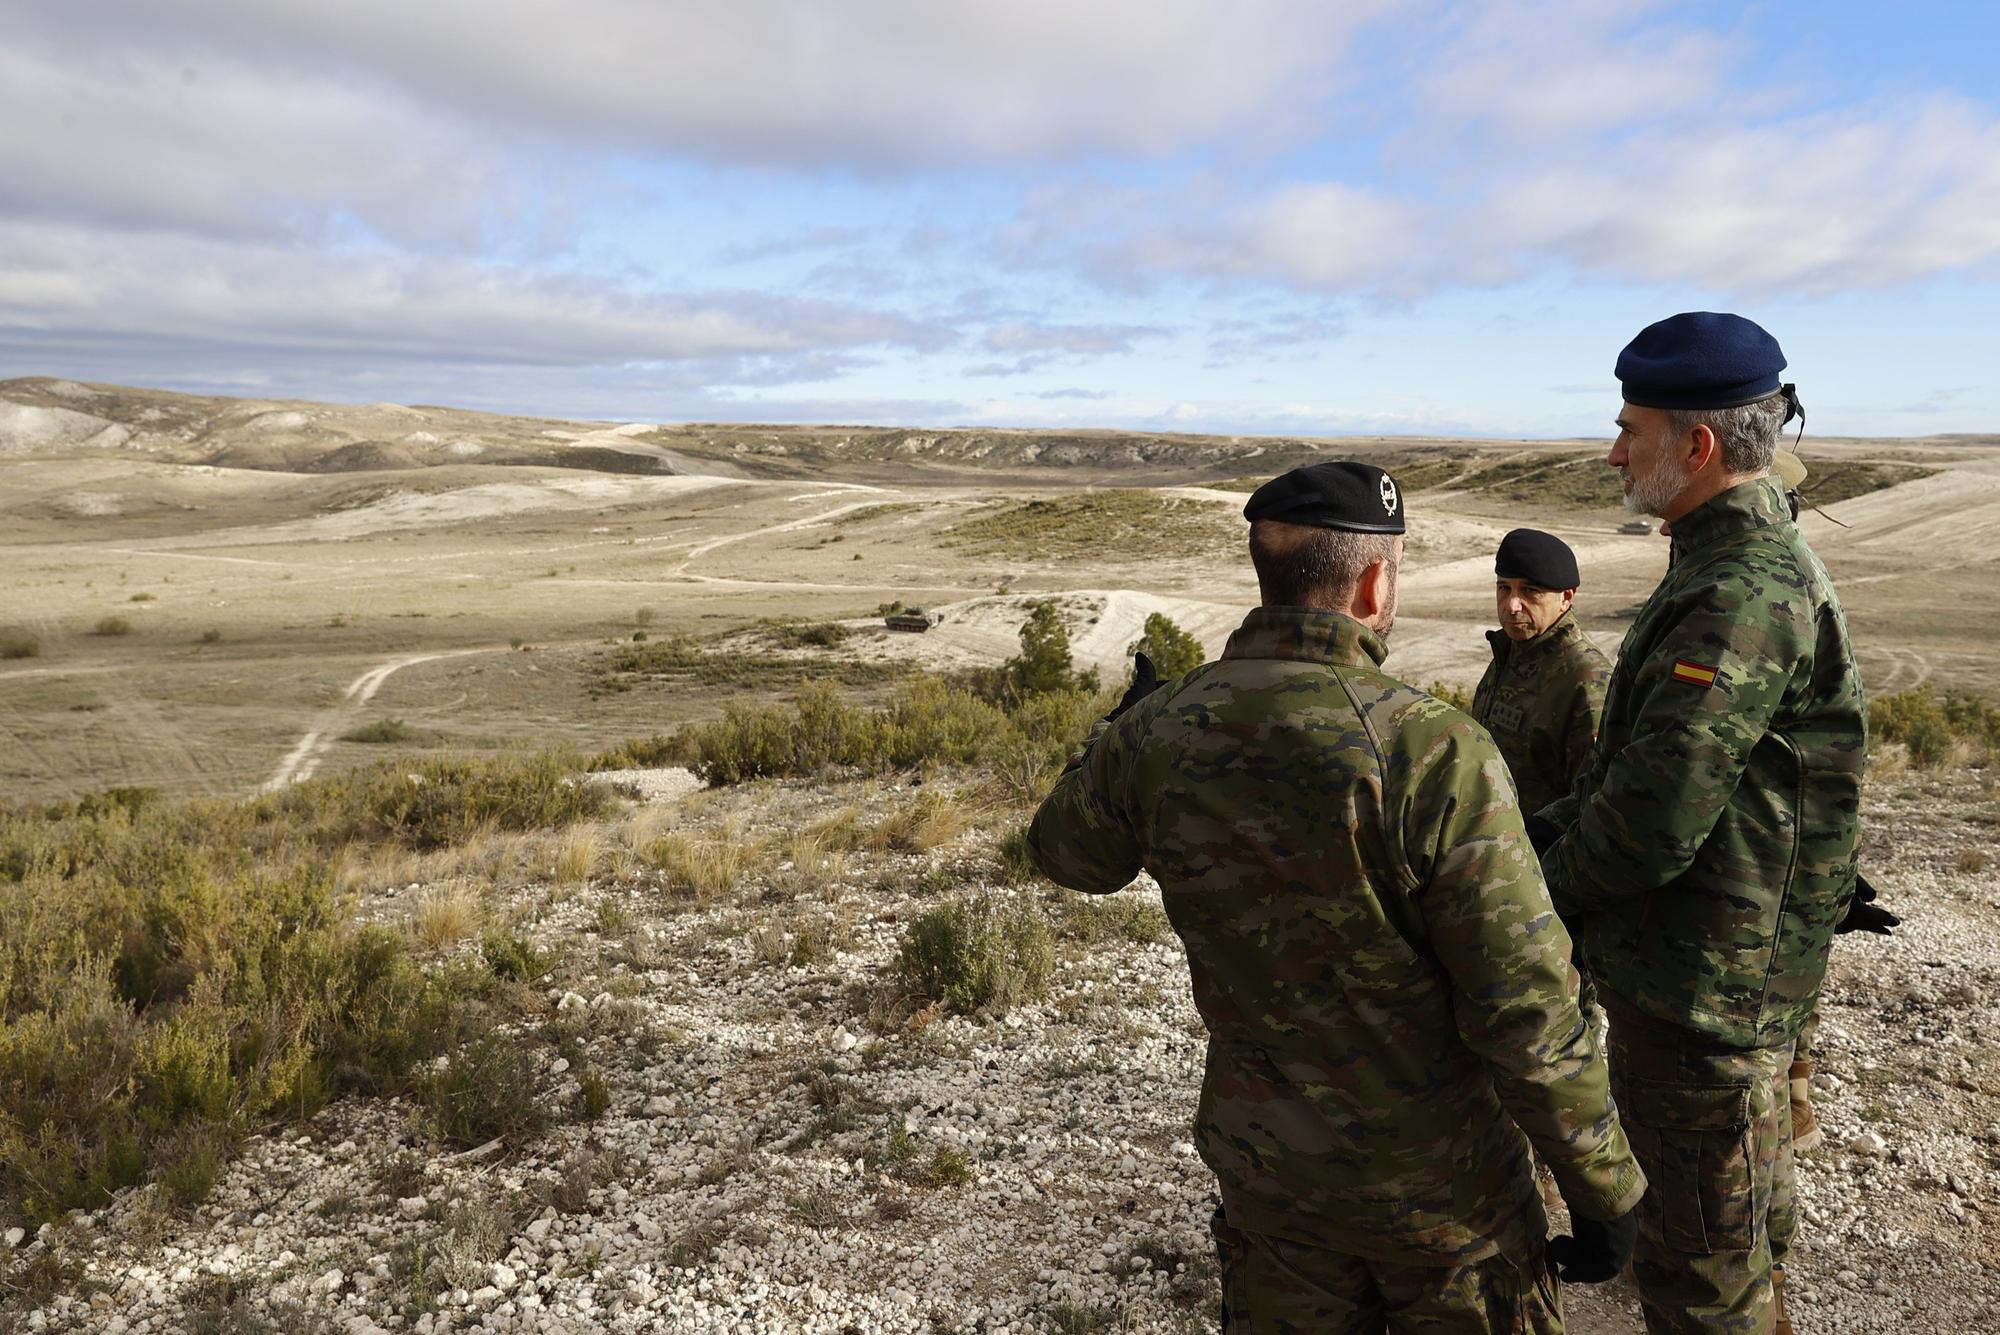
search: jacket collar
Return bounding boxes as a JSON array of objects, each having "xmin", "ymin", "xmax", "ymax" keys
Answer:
[
  {"xmin": 1222, "ymin": 606, "xmax": 1388, "ymax": 669},
  {"xmin": 1667, "ymin": 476, "xmax": 1790, "ymax": 556}
]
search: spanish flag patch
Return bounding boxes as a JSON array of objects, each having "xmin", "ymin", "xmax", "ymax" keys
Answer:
[{"xmin": 1672, "ymin": 659, "xmax": 1719, "ymax": 688}]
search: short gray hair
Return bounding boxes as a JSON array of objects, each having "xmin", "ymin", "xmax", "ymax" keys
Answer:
[
  {"xmin": 1248, "ymin": 521, "xmax": 1398, "ymax": 608},
  {"xmin": 1664, "ymin": 392, "xmax": 1787, "ymax": 475}
]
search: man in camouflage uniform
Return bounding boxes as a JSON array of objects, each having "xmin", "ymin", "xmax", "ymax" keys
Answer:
[
  {"xmin": 1029, "ymin": 461, "xmax": 1645, "ymax": 1333},
  {"xmin": 1529, "ymin": 314, "xmax": 1866, "ymax": 1335},
  {"xmin": 1471, "ymin": 529, "xmax": 1610, "ymax": 818}
]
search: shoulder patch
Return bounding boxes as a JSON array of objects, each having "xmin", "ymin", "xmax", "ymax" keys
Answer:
[{"xmin": 1672, "ymin": 658, "xmax": 1719, "ymax": 688}]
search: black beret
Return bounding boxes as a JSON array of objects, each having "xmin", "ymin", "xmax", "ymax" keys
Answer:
[
  {"xmin": 1616, "ymin": 311, "xmax": 1787, "ymax": 410},
  {"xmin": 1495, "ymin": 528, "xmax": 1580, "ymax": 590},
  {"xmin": 1242, "ymin": 461, "xmax": 1404, "ymax": 534}
]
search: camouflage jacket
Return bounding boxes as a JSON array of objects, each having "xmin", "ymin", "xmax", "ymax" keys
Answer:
[
  {"xmin": 1470, "ymin": 610, "xmax": 1611, "ymax": 818},
  {"xmin": 1540, "ymin": 478, "xmax": 1866, "ymax": 1049},
  {"xmin": 1028, "ymin": 607, "xmax": 1644, "ymax": 1263}
]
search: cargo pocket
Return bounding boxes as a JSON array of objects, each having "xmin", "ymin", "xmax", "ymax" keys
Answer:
[{"xmin": 1623, "ymin": 1078, "xmax": 1758, "ymax": 1254}]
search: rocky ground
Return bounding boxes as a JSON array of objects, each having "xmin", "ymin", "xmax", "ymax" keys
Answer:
[{"xmin": 5, "ymin": 766, "xmax": 1996, "ymax": 1334}]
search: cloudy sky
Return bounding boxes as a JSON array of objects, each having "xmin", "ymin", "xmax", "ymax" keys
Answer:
[{"xmin": 3, "ymin": 0, "xmax": 1995, "ymax": 436}]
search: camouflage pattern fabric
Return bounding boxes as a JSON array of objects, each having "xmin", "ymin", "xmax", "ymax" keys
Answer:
[
  {"xmin": 1210, "ymin": 1207, "xmax": 1562, "ymax": 1334},
  {"xmin": 1470, "ymin": 610, "xmax": 1610, "ymax": 819},
  {"xmin": 1604, "ymin": 996, "xmax": 1796, "ymax": 1334},
  {"xmin": 1028, "ymin": 606, "xmax": 1645, "ymax": 1266},
  {"xmin": 1539, "ymin": 478, "xmax": 1866, "ymax": 1048}
]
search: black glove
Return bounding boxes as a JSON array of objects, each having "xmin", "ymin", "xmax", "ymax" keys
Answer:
[
  {"xmin": 1103, "ymin": 652, "xmax": 1162, "ymax": 723},
  {"xmin": 1548, "ymin": 1206, "xmax": 1638, "ymax": 1283},
  {"xmin": 1523, "ymin": 813, "xmax": 1563, "ymax": 857},
  {"xmin": 1836, "ymin": 872, "xmax": 1899, "ymax": 935}
]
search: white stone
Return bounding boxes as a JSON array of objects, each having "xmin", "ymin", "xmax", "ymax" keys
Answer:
[
  {"xmin": 1850, "ymin": 1131, "xmax": 1889, "ymax": 1156},
  {"xmin": 3, "ymin": 1227, "xmax": 22, "ymax": 1247},
  {"xmin": 398, "ymin": 1197, "xmax": 428, "ymax": 1220}
]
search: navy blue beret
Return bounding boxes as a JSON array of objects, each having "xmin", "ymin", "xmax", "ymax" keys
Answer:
[
  {"xmin": 1616, "ymin": 312, "xmax": 1787, "ymax": 410},
  {"xmin": 1243, "ymin": 461, "xmax": 1404, "ymax": 534},
  {"xmin": 1495, "ymin": 528, "xmax": 1580, "ymax": 590}
]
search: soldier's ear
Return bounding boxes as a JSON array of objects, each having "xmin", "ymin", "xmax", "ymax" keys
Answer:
[
  {"xmin": 1349, "ymin": 556, "xmax": 1392, "ymax": 621},
  {"xmin": 1686, "ymin": 421, "xmax": 1721, "ymax": 472}
]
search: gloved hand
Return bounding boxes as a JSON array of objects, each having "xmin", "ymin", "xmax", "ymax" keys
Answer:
[
  {"xmin": 1102, "ymin": 652, "xmax": 1162, "ymax": 723},
  {"xmin": 1523, "ymin": 813, "xmax": 1564, "ymax": 857},
  {"xmin": 1548, "ymin": 1205, "xmax": 1638, "ymax": 1283},
  {"xmin": 1836, "ymin": 872, "xmax": 1899, "ymax": 935}
]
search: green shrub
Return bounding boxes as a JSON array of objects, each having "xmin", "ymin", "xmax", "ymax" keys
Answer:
[
  {"xmin": 255, "ymin": 752, "xmax": 612, "ymax": 850},
  {"xmin": 574, "ymin": 1068, "xmax": 611, "ymax": 1122},
  {"xmin": 480, "ymin": 931, "xmax": 553, "ymax": 983},
  {"xmin": 1426, "ymin": 679, "xmax": 1475, "ymax": 712},
  {"xmin": 341, "ymin": 718, "xmax": 420, "ymax": 745},
  {"xmin": 416, "ymin": 1032, "xmax": 548, "ymax": 1149},
  {"xmin": 1133, "ymin": 612, "xmax": 1204, "ymax": 680},
  {"xmin": 93, "ymin": 616, "xmax": 133, "ymax": 637},
  {"xmin": 0, "ymin": 634, "xmax": 38, "ymax": 660},
  {"xmin": 1005, "ymin": 601, "xmax": 1097, "ymax": 699},
  {"xmin": 1870, "ymin": 685, "xmax": 2000, "ymax": 768},
  {"xmin": 994, "ymin": 826, "xmax": 1042, "ymax": 884},
  {"xmin": 661, "ymin": 674, "xmax": 1106, "ymax": 787},
  {"xmin": 1052, "ymin": 893, "xmax": 1171, "ymax": 947},
  {"xmin": 896, "ymin": 895, "xmax": 1053, "ymax": 1016},
  {"xmin": 912, "ymin": 1145, "xmax": 974, "ymax": 1188},
  {"xmin": 0, "ymin": 778, "xmax": 540, "ymax": 1223}
]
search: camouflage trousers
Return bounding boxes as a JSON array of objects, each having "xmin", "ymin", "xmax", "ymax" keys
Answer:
[
  {"xmin": 1604, "ymin": 997, "xmax": 1797, "ymax": 1334},
  {"xmin": 1209, "ymin": 1208, "xmax": 1561, "ymax": 1334}
]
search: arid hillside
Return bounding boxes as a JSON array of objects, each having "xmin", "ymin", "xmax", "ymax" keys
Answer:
[{"xmin": 3, "ymin": 377, "xmax": 1993, "ymax": 806}]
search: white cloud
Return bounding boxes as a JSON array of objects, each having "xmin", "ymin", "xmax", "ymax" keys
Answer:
[
  {"xmin": 0, "ymin": 44, "xmax": 540, "ymax": 249},
  {"xmin": 983, "ymin": 323, "xmax": 1161, "ymax": 355},
  {"xmin": 1007, "ymin": 8, "xmax": 2000, "ymax": 300},
  {"xmin": 25, "ymin": 1, "xmax": 1393, "ymax": 170},
  {"xmin": 0, "ymin": 225, "xmax": 946, "ymax": 374}
]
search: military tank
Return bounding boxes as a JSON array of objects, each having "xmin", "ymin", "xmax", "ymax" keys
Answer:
[{"xmin": 884, "ymin": 606, "xmax": 941, "ymax": 632}]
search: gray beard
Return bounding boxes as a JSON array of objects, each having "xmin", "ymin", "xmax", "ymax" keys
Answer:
[{"xmin": 1624, "ymin": 454, "xmax": 1688, "ymax": 517}]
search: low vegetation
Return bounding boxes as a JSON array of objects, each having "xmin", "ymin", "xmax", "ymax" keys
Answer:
[
  {"xmin": 0, "ymin": 633, "xmax": 38, "ymax": 660},
  {"xmin": 1426, "ymin": 679, "xmax": 1476, "ymax": 712},
  {"xmin": 895, "ymin": 894, "xmax": 1053, "ymax": 1017},
  {"xmin": 943, "ymin": 490, "xmax": 1235, "ymax": 560},
  {"xmin": 340, "ymin": 717, "xmax": 421, "ymax": 745},
  {"xmin": 1800, "ymin": 461, "xmax": 1936, "ymax": 507},
  {"xmin": 1870, "ymin": 685, "xmax": 2000, "ymax": 769},
  {"xmin": 0, "ymin": 751, "xmax": 617, "ymax": 1224},
  {"xmin": 588, "ymin": 634, "xmax": 900, "ymax": 697},
  {"xmin": 1131, "ymin": 611, "xmax": 1205, "ymax": 680}
]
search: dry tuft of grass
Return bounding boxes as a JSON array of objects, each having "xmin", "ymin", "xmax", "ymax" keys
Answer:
[
  {"xmin": 547, "ymin": 827, "xmax": 603, "ymax": 886},
  {"xmin": 780, "ymin": 828, "xmax": 850, "ymax": 897},
  {"xmin": 408, "ymin": 884, "xmax": 484, "ymax": 951},
  {"xmin": 646, "ymin": 826, "xmax": 763, "ymax": 903},
  {"xmin": 1956, "ymin": 848, "xmax": 1989, "ymax": 875},
  {"xmin": 870, "ymin": 790, "xmax": 971, "ymax": 854}
]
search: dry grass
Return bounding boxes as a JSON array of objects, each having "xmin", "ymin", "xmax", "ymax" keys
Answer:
[
  {"xmin": 616, "ymin": 805, "xmax": 676, "ymax": 855},
  {"xmin": 408, "ymin": 884, "xmax": 484, "ymax": 951},
  {"xmin": 870, "ymin": 791, "xmax": 971, "ymax": 854},
  {"xmin": 645, "ymin": 825, "xmax": 763, "ymax": 903},
  {"xmin": 1957, "ymin": 848, "xmax": 1989, "ymax": 874},
  {"xmin": 547, "ymin": 827, "xmax": 603, "ymax": 886},
  {"xmin": 780, "ymin": 828, "xmax": 850, "ymax": 897}
]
